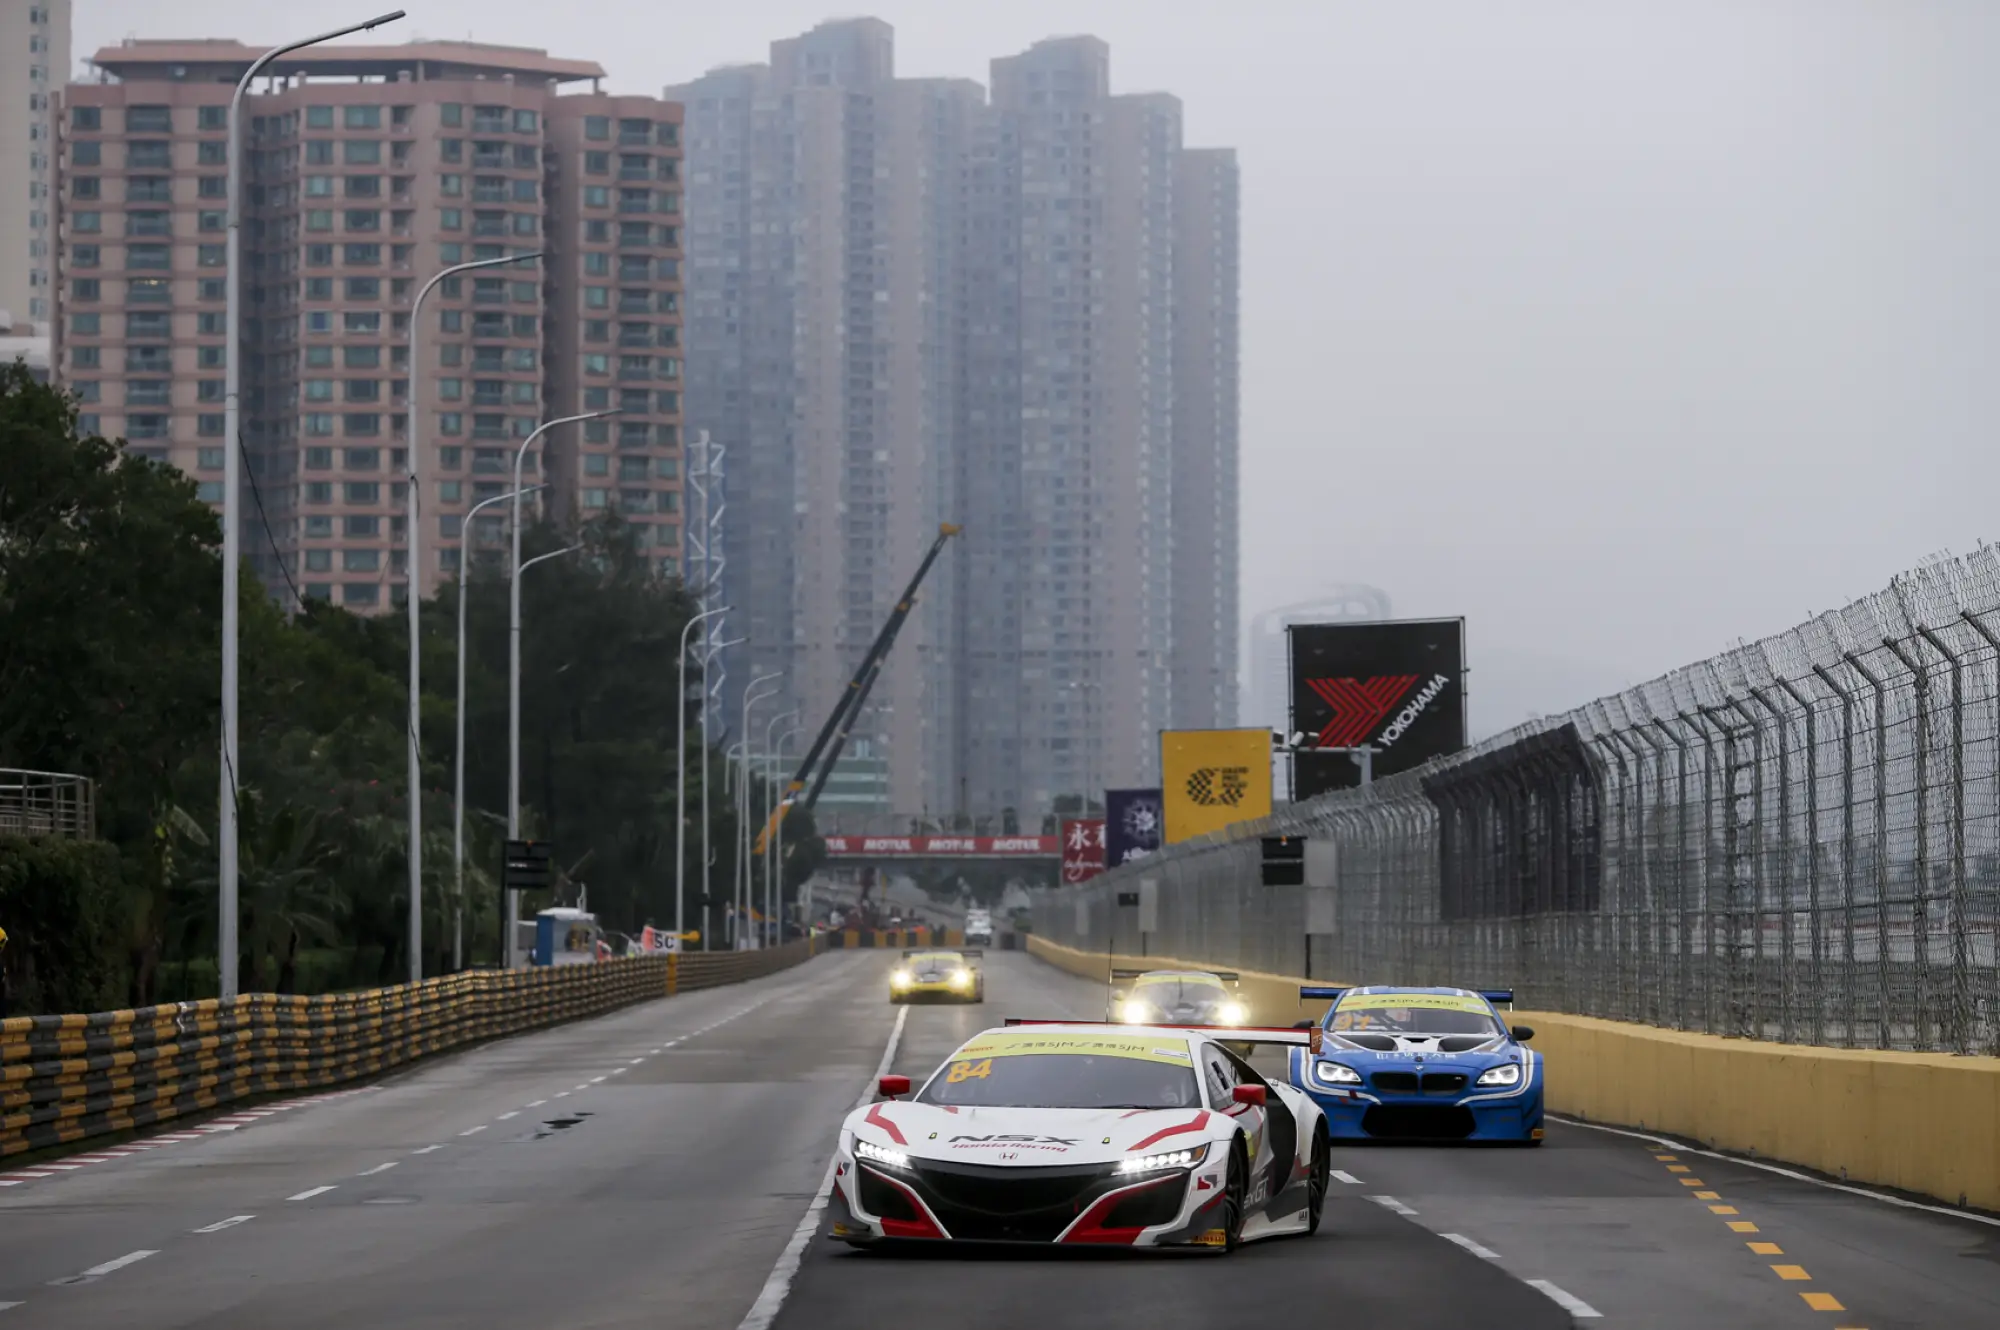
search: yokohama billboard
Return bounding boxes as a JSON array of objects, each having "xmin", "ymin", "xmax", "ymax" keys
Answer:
[{"xmin": 1287, "ymin": 618, "xmax": 1467, "ymax": 799}]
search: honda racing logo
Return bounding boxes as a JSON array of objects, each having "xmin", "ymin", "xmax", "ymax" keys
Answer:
[{"xmin": 1307, "ymin": 673, "xmax": 1452, "ymax": 749}]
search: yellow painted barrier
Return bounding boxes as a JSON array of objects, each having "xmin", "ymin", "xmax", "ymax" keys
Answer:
[{"xmin": 1026, "ymin": 936, "xmax": 2000, "ymax": 1213}]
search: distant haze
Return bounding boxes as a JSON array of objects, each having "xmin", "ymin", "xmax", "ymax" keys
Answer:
[{"xmin": 77, "ymin": 0, "xmax": 1997, "ymax": 733}]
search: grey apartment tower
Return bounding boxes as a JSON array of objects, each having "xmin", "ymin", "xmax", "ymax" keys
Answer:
[{"xmin": 673, "ymin": 22, "xmax": 1239, "ymax": 820}]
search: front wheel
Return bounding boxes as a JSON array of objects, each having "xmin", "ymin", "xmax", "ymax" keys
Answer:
[
  {"xmin": 1211, "ymin": 1140, "xmax": 1248, "ymax": 1253},
  {"xmin": 1304, "ymin": 1127, "xmax": 1330, "ymax": 1234}
]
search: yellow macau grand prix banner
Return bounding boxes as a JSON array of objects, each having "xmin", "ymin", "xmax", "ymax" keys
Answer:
[{"xmin": 1160, "ymin": 728, "xmax": 1272, "ymax": 844}]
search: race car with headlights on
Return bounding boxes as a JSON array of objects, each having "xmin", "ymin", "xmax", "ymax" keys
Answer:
[
  {"xmin": 888, "ymin": 949, "xmax": 985, "ymax": 1003},
  {"xmin": 1286, "ymin": 986, "xmax": 1542, "ymax": 1144},
  {"xmin": 1107, "ymin": 969, "xmax": 1247, "ymax": 1028},
  {"xmin": 827, "ymin": 1020, "xmax": 1330, "ymax": 1251}
]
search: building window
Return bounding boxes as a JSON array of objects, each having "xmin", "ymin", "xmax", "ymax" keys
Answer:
[
  {"xmin": 345, "ymin": 381, "xmax": 381, "ymax": 404},
  {"xmin": 440, "ymin": 175, "xmax": 462, "ymax": 197},
  {"xmin": 198, "ymin": 244, "xmax": 226, "ymax": 268},
  {"xmin": 512, "ymin": 108, "xmax": 538, "ymax": 133},
  {"xmin": 77, "ymin": 414, "xmax": 100, "ymax": 435},
  {"xmin": 306, "ymin": 106, "xmax": 334, "ymax": 129},
  {"xmin": 305, "ymin": 550, "xmax": 332, "ymax": 573},
  {"xmin": 125, "ymin": 106, "xmax": 173, "ymax": 134},
  {"xmin": 196, "ymin": 447, "xmax": 225, "ymax": 470},
  {"xmin": 344, "ymin": 105, "xmax": 381, "ymax": 130},
  {"xmin": 440, "ymin": 138, "xmax": 462, "ymax": 163},
  {"xmin": 126, "ymin": 142, "xmax": 171, "ymax": 169},
  {"xmin": 199, "ymin": 176, "xmax": 226, "ymax": 199},
  {"xmin": 344, "ymin": 243, "xmax": 381, "ymax": 266},
  {"xmin": 197, "ymin": 481, "xmax": 224, "ymax": 503},
  {"xmin": 198, "ymin": 105, "xmax": 228, "ymax": 131},
  {"xmin": 198, "ymin": 414, "xmax": 225, "ymax": 437},
  {"xmin": 582, "ymin": 489, "xmax": 607, "ymax": 510},
  {"xmin": 583, "ymin": 186, "xmax": 609, "ymax": 209},
  {"xmin": 344, "ymin": 482, "xmax": 380, "ymax": 505},
  {"xmin": 198, "ymin": 380, "xmax": 224, "ymax": 403},
  {"xmin": 305, "ymin": 447, "xmax": 333, "ymax": 470},
  {"xmin": 343, "ymin": 549, "xmax": 380, "ymax": 572},
  {"xmin": 306, "ymin": 140, "xmax": 335, "ymax": 166},
  {"xmin": 584, "ymin": 115, "xmax": 609, "ymax": 142},
  {"xmin": 198, "ymin": 210, "xmax": 224, "ymax": 232},
  {"xmin": 72, "ymin": 244, "xmax": 100, "ymax": 268},
  {"xmin": 345, "ymin": 176, "xmax": 382, "ymax": 199},
  {"xmin": 344, "ymin": 140, "xmax": 382, "ymax": 166},
  {"xmin": 343, "ymin": 584, "xmax": 380, "ymax": 608},
  {"xmin": 198, "ymin": 141, "xmax": 226, "ymax": 165},
  {"xmin": 71, "ymin": 106, "xmax": 100, "ymax": 131},
  {"xmin": 344, "ymin": 515, "xmax": 380, "ymax": 538},
  {"xmin": 344, "ymin": 415, "xmax": 382, "ymax": 438},
  {"xmin": 306, "ymin": 176, "xmax": 334, "ymax": 197},
  {"xmin": 306, "ymin": 209, "xmax": 333, "ymax": 232},
  {"xmin": 584, "ymin": 454, "xmax": 610, "ymax": 477},
  {"xmin": 304, "ymin": 414, "xmax": 334, "ymax": 436},
  {"xmin": 71, "ymin": 141, "xmax": 100, "ymax": 166},
  {"xmin": 345, "ymin": 209, "xmax": 381, "ymax": 232},
  {"xmin": 72, "ymin": 210, "xmax": 100, "ymax": 233},
  {"xmin": 72, "ymin": 279, "xmax": 100, "ymax": 302}
]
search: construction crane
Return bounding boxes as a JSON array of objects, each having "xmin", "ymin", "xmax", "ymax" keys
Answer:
[{"xmin": 756, "ymin": 522, "xmax": 961, "ymax": 855}]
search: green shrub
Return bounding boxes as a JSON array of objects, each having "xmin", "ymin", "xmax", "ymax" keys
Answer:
[{"xmin": 0, "ymin": 835, "xmax": 129, "ymax": 1015}]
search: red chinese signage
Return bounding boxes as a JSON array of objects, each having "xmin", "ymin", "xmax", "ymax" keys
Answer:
[
  {"xmin": 819, "ymin": 835, "xmax": 1058, "ymax": 858},
  {"xmin": 1060, "ymin": 818, "xmax": 1106, "ymax": 884}
]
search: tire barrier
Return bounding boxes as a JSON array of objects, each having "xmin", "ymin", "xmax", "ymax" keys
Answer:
[
  {"xmin": 817, "ymin": 927, "xmax": 964, "ymax": 950},
  {"xmin": 1, "ymin": 938, "xmax": 820, "ymax": 1160}
]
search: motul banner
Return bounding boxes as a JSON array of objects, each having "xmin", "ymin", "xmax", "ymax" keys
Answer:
[
  {"xmin": 1288, "ymin": 618, "xmax": 1466, "ymax": 798},
  {"xmin": 1060, "ymin": 818, "xmax": 1107, "ymax": 884},
  {"xmin": 1103, "ymin": 788, "xmax": 1164, "ymax": 868},
  {"xmin": 1160, "ymin": 729, "xmax": 1274, "ymax": 844},
  {"xmin": 820, "ymin": 835, "xmax": 1057, "ymax": 857}
]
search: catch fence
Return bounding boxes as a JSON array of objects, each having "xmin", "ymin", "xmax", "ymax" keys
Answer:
[{"xmin": 1035, "ymin": 549, "xmax": 2000, "ymax": 1054}]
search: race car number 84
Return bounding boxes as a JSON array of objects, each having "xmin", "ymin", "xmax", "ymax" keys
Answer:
[{"xmin": 946, "ymin": 1058, "xmax": 994, "ymax": 1083}]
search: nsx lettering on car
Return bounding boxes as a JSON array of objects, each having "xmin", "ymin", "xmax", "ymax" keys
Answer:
[{"xmin": 949, "ymin": 1134, "xmax": 1082, "ymax": 1145}]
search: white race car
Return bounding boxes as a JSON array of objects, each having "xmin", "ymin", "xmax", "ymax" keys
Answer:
[{"xmin": 828, "ymin": 1020, "xmax": 1330, "ymax": 1251}]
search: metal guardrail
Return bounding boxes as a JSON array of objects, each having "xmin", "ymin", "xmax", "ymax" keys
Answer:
[
  {"xmin": 1035, "ymin": 549, "xmax": 2000, "ymax": 1056},
  {"xmin": 1, "ymin": 939, "xmax": 820, "ymax": 1159},
  {"xmin": 0, "ymin": 770, "xmax": 96, "ymax": 840}
]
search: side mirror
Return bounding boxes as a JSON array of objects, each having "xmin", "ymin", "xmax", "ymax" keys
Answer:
[
  {"xmin": 1510, "ymin": 1026, "xmax": 1535, "ymax": 1044},
  {"xmin": 1231, "ymin": 1084, "xmax": 1267, "ymax": 1108},
  {"xmin": 878, "ymin": 1074, "xmax": 911, "ymax": 1098}
]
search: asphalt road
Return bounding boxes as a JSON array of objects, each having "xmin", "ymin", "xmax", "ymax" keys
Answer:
[{"xmin": 1, "ymin": 948, "xmax": 1995, "ymax": 1330}]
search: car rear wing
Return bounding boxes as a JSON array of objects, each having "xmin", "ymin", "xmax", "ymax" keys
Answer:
[
  {"xmin": 900, "ymin": 948, "xmax": 983, "ymax": 959},
  {"xmin": 1110, "ymin": 968, "xmax": 1241, "ymax": 983},
  {"xmin": 1002, "ymin": 1018, "xmax": 1321, "ymax": 1054},
  {"xmin": 1297, "ymin": 985, "xmax": 1515, "ymax": 1006}
]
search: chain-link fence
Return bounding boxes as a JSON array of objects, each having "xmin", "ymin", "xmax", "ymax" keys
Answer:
[{"xmin": 1033, "ymin": 549, "xmax": 2000, "ymax": 1054}]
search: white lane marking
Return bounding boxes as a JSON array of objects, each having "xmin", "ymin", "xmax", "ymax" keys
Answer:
[
  {"xmin": 648, "ymin": 1048, "xmax": 662, "ymax": 1055},
  {"xmin": 526, "ymin": 1100, "xmax": 547, "ymax": 1109},
  {"xmin": 1552, "ymin": 1115, "xmax": 2000, "ymax": 1231},
  {"xmin": 555, "ymin": 1091, "xmax": 571, "ymax": 1099},
  {"xmin": 411, "ymin": 1145, "xmax": 444, "ymax": 1155},
  {"xmin": 1369, "ymin": 1195, "xmax": 1417, "ymax": 1216},
  {"xmin": 610, "ymin": 1068, "xmax": 628, "ymax": 1075},
  {"xmin": 69, "ymin": 1250, "xmax": 158, "ymax": 1280},
  {"xmin": 630, "ymin": 1057, "xmax": 646, "ymax": 1064},
  {"xmin": 42, "ymin": 1163, "xmax": 84, "ymax": 1171},
  {"xmin": 0, "ymin": 1181, "xmax": 21, "ymax": 1188},
  {"xmin": 0, "ymin": 1300, "xmax": 21, "ymax": 1311},
  {"xmin": 1332, "ymin": 1170, "xmax": 1363, "ymax": 1185},
  {"xmin": 459, "ymin": 1125, "xmax": 487, "ymax": 1137},
  {"xmin": 1527, "ymin": 1279, "xmax": 1602, "ymax": 1318},
  {"xmin": 1442, "ymin": 1232, "xmax": 1502, "ymax": 1260},
  {"xmin": 589, "ymin": 1076, "xmax": 607, "ymax": 1084},
  {"xmin": 287, "ymin": 1185, "xmax": 337, "ymax": 1202},
  {"xmin": 497, "ymin": 1111, "xmax": 520, "ymax": 1120},
  {"xmin": 573, "ymin": 1084, "xmax": 589, "ymax": 1091},
  {"xmin": 192, "ymin": 1215, "xmax": 256, "ymax": 1233},
  {"xmin": 358, "ymin": 1162, "xmax": 398, "ymax": 1176},
  {"xmin": 736, "ymin": 1003, "xmax": 909, "ymax": 1330}
]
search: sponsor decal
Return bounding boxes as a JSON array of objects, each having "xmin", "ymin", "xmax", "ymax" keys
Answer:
[
  {"xmin": 1335, "ymin": 993, "xmax": 1492, "ymax": 1014},
  {"xmin": 1288, "ymin": 619, "xmax": 1467, "ymax": 798},
  {"xmin": 1104, "ymin": 788, "xmax": 1164, "ymax": 867},
  {"xmin": 822, "ymin": 835, "xmax": 1058, "ymax": 857},
  {"xmin": 948, "ymin": 1134, "xmax": 1081, "ymax": 1145},
  {"xmin": 1160, "ymin": 729, "xmax": 1273, "ymax": 844},
  {"xmin": 949, "ymin": 1033, "xmax": 1194, "ymax": 1066},
  {"xmin": 1195, "ymin": 1228, "xmax": 1229, "ymax": 1246},
  {"xmin": 1060, "ymin": 818, "xmax": 1106, "ymax": 884}
]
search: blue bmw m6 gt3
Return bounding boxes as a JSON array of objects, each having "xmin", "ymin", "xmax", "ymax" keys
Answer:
[{"xmin": 1286, "ymin": 986, "xmax": 1543, "ymax": 1145}]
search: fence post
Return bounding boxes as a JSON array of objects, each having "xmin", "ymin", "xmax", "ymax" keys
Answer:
[
  {"xmin": 1958, "ymin": 609, "xmax": 2000, "ymax": 1055},
  {"xmin": 1844, "ymin": 651, "xmax": 1896, "ymax": 1050},
  {"xmin": 1773, "ymin": 675, "xmax": 1825, "ymax": 1046},
  {"xmin": 1915, "ymin": 626, "xmax": 1971, "ymax": 1054}
]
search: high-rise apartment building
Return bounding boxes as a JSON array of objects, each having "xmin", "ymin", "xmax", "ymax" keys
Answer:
[
  {"xmin": 0, "ymin": 1, "xmax": 70, "ymax": 324},
  {"xmin": 670, "ymin": 20, "xmax": 980, "ymax": 813},
  {"xmin": 674, "ymin": 22, "xmax": 1239, "ymax": 821},
  {"xmin": 51, "ymin": 41, "xmax": 684, "ymax": 611}
]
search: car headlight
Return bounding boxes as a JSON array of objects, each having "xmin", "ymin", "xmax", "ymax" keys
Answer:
[
  {"xmin": 890, "ymin": 970, "xmax": 912, "ymax": 988},
  {"xmin": 1314, "ymin": 1061, "xmax": 1364, "ymax": 1086},
  {"xmin": 1119, "ymin": 999, "xmax": 1155, "ymax": 1024},
  {"xmin": 1116, "ymin": 1142, "xmax": 1209, "ymax": 1175},
  {"xmin": 1476, "ymin": 1063, "xmax": 1523, "ymax": 1087},
  {"xmin": 1215, "ymin": 1001, "xmax": 1248, "ymax": 1025},
  {"xmin": 948, "ymin": 969, "xmax": 973, "ymax": 988},
  {"xmin": 856, "ymin": 1139, "xmax": 911, "ymax": 1170}
]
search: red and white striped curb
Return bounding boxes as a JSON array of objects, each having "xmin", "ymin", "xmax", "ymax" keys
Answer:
[{"xmin": 0, "ymin": 1086, "xmax": 377, "ymax": 1191}]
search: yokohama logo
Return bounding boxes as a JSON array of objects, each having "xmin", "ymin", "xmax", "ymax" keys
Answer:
[{"xmin": 1307, "ymin": 673, "xmax": 1451, "ymax": 748}]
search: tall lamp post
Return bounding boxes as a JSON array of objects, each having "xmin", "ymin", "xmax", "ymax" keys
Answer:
[
  {"xmin": 405, "ymin": 250, "xmax": 545, "ymax": 987},
  {"xmin": 697, "ymin": 634, "xmax": 743, "ymax": 950},
  {"xmin": 501, "ymin": 540, "xmax": 582, "ymax": 965},
  {"xmin": 451, "ymin": 484, "xmax": 543, "ymax": 972},
  {"xmin": 675, "ymin": 606, "xmax": 731, "ymax": 948},
  {"xmin": 738, "ymin": 673, "xmax": 782, "ymax": 946},
  {"xmin": 763, "ymin": 721, "xmax": 800, "ymax": 942},
  {"xmin": 220, "ymin": 9, "xmax": 406, "ymax": 1003},
  {"xmin": 760, "ymin": 710, "xmax": 798, "ymax": 944}
]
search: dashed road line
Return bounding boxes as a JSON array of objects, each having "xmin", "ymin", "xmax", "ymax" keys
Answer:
[
  {"xmin": 1527, "ymin": 1279, "xmax": 1602, "ymax": 1318},
  {"xmin": 411, "ymin": 1145, "xmax": 444, "ymax": 1155},
  {"xmin": 192, "ymin": 1215, "xmax": 255, "ymax": 1233},
  {"xmin": 497, "ymin": 1111, "xmax": 520, "ymax": 1120},
  {"xmin": 526, "ymin": 1099, "xmax": 547, "ymax": 1108},
  {"xmin": 287, "ymin": 1185, "xmax": 337, "ymax": 1202},
  {"xmin": 60, "ymin": 1250, "xmax": 158, "ymax": 1283},
  {"xmin": 1441, "ymin": 1233, "xmax": 1501, "ymax": 1260},
  {"xmin": 0, "ymin": 1301, "xmax": 21, "ymax": 1311},
  {"xmin": 358, "ymin": 1162, "xmax": 398, "ymax": 1176},
  {"xmin": 1369, "ymin": 1195, "xmax": 1417, "ymax": 1217},
  {"xmin": 1331, "ymin": 1170, "xmax": 1363, "ymax": 1185},
  {"xmin": 458, "ymin": 1125, "xmax": 487, "ymax": 1137}
]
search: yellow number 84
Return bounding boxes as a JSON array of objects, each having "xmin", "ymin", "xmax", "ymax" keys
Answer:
[{"xmin": 945, "ymin": 1058, "xmax": 993, "ymax": 1083}]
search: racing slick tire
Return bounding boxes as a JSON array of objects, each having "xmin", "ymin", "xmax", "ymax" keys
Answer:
[
  {"xmin": 1304, "ymin": 1126, "xmax": 1331, "ymax": 1235},
  {"xmin": 1209, "ymin": 1138, "xmax": 1249, "ymax": 1255}
]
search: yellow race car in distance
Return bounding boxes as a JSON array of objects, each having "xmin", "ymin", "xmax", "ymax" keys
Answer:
[{"xmin": 889, "ymin": 949, "xmax": 985, "ymax": 1004}]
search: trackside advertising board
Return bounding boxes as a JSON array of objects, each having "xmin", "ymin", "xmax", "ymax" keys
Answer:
[
  {"xmin": 1103, "ymin": 788, "xmax": 1164, "ymax": 868},
  {"xmin": 1287, "ymin": 618, "xmax": 1466, "ymax": 799},
  {"xmin": 1160, "ymin": 728, "xmax": 1273, "ymax": 845}
]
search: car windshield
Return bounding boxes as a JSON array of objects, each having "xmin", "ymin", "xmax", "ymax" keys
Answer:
[
  {"xmin": 906, "ymin": 952, "xmax": 961, "ymax": 969},
  {"xmin": 1329, "ymin": 996, "xmax": 1502, "ymax": 1037},
  {"xmin": 1128, "ymin": 978, "xmax": 1224, "ymax": 1007},
  {"xmin": 919, "ymin": 1053, "xmax": 1202, "ymax": 1109}
]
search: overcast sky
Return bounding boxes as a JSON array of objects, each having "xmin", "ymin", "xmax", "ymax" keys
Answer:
[{"xmin": 76, "ymin": 1, "xmax": 1996, "ymax": 736}]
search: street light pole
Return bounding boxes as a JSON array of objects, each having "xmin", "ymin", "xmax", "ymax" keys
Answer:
[
  {"xmin": 676, "ymin": 606, "xmax": 731, "ymax": 949},
  {"xmin": 697, "ymin": 633, "xmax": 742, "ymax": 950},
  {"xmin": 407, "ymin": 250, "xmax": 545, "ymax": 987},
  {"xmin": 739, "ymin": 672, "xmax": 781, "ymax": 946},
  {"xmin": 764, "ymin": 721, "xmax": 799, "ymax": 943},
  {"xmin": 761, "ymin": 710, "xmax": 797, "ymax": 944},
  {"xmin": 220, "ymin": 9, "xmax": 406, "ymax": 1003},
  {"xmin": 452, "ymin": 484, "xmax": 543, "ymax": 972},
  {"xmin": 505, "ymin": 410, "xmax": 614, "ymax": 969}
]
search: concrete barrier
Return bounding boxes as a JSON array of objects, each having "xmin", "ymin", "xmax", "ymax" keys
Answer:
[{"xmin": 1026, "ymin": 935, "xmax": 2000, "ymax": 1213}]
